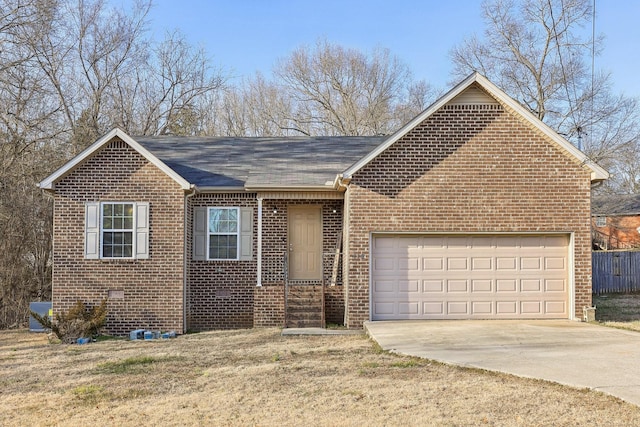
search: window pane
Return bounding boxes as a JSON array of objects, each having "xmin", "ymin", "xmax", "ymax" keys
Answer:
[
  {"xmin": 124, "ymin": 245, "xmax": 132, "ymax": 257},
  {"xmin": 103, "ymin": 246, "xmax": 112, "ymax": 257},
  {"xmin": 229, "ymin": 235, "xmax": 238, "ymax": 258},
  {"xmin": 114, "ymin": 204, "xmax": 123, "ymax": 216},
  {"xmin": 124, "ymin": 204, "xmax": 133, "ymax": 217},
  {"xmin": 124, "ymin": 217, "xmax": 133, "ymax": 229},
  {"xmin": 103, "ymin": 232, "xmax": 113, "ymax": 244},
  {"xmin": 124, "ymin": 232, "xmax": 132, "ymax": 244},
  {"xmin": 209, "ymin": 209, "xmax": 221, "ymax": 232},
  {"xmin": 103, "ymin": 204, "xmax": 112, "ymax": 216}
]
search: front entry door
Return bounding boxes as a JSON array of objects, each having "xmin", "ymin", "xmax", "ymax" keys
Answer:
[{"xmin": 288, "ymin": 205, "xmax": 322, "ymax": 280}]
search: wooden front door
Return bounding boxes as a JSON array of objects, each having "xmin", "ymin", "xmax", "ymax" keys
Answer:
[{"xmin": 288, "ymin": 205, "xmax": 322, "ymax": 280}]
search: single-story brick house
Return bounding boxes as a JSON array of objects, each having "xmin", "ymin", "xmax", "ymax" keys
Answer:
[
  {"xmin": 39, "ymin": 73, "xmax": 608, "ymax": 335},
  {"xmin": 592, "ymin": 194, "xmax": 640, "ymax": 250}
]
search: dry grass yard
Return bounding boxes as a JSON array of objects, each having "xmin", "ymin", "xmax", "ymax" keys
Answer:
[{"xmin": 2, "ymin": 327, "xmax": 640, "ymax": 426}]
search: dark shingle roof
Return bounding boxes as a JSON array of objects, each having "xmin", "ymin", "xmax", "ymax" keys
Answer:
[
  {"xmin": 592, "ymin": 194, "xmax": 640, "ymax": 216},
  {"xmin": 135, "ymin": 136, "xmax": 385, "ymax": 188}
]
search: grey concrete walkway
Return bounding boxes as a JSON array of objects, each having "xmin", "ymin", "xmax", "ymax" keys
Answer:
[{"xmin": 365, "ymin": 320, "xmax": 640, "ymax": 406}]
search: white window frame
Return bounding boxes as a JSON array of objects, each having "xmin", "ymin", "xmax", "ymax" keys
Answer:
[
  {"xmin": 207, "ymin": 207, "xmax": 240, "ymax": 260},
  {"xmin": 100, "ymin": 202, "xmax": 136, "ymax": 259}
]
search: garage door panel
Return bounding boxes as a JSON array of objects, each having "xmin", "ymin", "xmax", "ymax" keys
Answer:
[
  {"xmin": 424, "ymin": 302, "xmax": 444, "ymax": 315},
  {"xmin": 471, "ymin": 279, "xmax": 492, "ymax": 292},
  {"xmin": 447, "ymin": 280, "xmax": 468, "ymax": 292},
  {"xmin": 472, "ymin": 257, "xmax": 492, "ymax": 270},
  {"xmin": 545, "ymin": 301, "xmax": 566, "ymax": 314},
  {"xmin": 545, "ymin": 279, "xmax": 566, "ymax": 292},
  {"xmin": 399, "ymin": 280, "xmax": 419, "ymax": 293},
  {"xmin": 521, "ymin": 257, "xmax": 542, "ymax": 270},
  {"xmin": 373, "ymin": 302, "xmax": 395, "ymax": 316},
  {"xmin": 372, "ymin": 234, "xmax": 569, "ymax": 320},
  {"xmin": 398, "ymin": 302, "xmax": 419, "ymax": 315},
  {"xmin": 497, "ymin": 257, "xmax": 517, "ymax": 270},
  {"xmin": 496, "ymin": 301, "xmax": 518, "ymax": 315},
  {"xmin": 496, "ymin": 279, "xmax": 517, "ymax": 292},
  {"xmin": 373, "ymin": 280, "xmax": 395, "ymax": 293},
  {"xmin": 471, "ymin": 301, "xmax": 493, "ymax": 315},
  {"xmin": 447, "ymin": 301, "xmax": 469, "ymax": 315},
  {"xmin": 521, "ymin": 279, "xmax": 542, "ymax": 292},
  {"xmin": 424, "ymin": 258, "xmax": 443, "ymax": 270},
  {"xmin": 545, "ymin": 257, "xmax": 566, "ymax": 270},
  {"xmin": 448, "ymin": 257, "xmax": 469, "ymax": 270},
  {"xmin": 424, "ymin": 280, "xmax": 444, "ymax": 292},
  {"xmin": 521, "ymin": 301, "xmax": 543, "ymax": 315},
  {"xmin": 373, "ymin": 257, "xmax": 395, "ymax": 271}
]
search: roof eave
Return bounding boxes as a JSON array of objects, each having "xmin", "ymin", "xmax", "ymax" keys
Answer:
[{"xmin": 38, "ymin": 128, "xmax": 192, "ymax": 191}]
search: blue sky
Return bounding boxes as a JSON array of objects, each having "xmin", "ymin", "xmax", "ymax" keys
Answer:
[{"xmin": 144, "ymin": 0, "xmax": 640, "ymax": 98}]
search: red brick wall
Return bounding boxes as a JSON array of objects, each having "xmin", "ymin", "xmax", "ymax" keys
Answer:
[
  {"xmin": 52, "ymin": 139, "xmax": 185, "ymax": 336},
  {"xmin": 592, "ymin": 216, "xmax": 640, "ymax": 249},
  {"xmin": 254, "ymin": 285, "xmax": 285, "ymax": 327},
  {"xmin": 324, "ymin": 285, "xmax": 345, "ymax": 325},
  {"xmin": 187, "ymin": 193, "xmax": 257, "ymax": 331},
  {"xmin": 345, "ymin": 102, "xmax": 593, "ymax": 327}
]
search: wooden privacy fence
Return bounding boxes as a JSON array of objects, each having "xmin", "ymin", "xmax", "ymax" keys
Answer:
[{"xmin": 592, "ymin": 251, "xmax": 640, "ymax": 294}]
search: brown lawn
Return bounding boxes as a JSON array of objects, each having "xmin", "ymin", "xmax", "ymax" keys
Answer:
[{"xmin": 1, "ymin": 327, "xmax": 640, "ymax": 426}]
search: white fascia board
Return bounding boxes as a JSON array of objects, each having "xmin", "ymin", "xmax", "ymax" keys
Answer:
[
  {"xmin": 342, "ymin": 72, "xmax": 609, "ymax": 183},
  {"xmin": 38, "ymin": 128, "xmax": 192, "ymax": 190}
]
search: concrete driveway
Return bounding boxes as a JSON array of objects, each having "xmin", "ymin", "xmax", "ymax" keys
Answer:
[{"xmin": 364, "ymin": 320, "xmax": 640, "ymax": 406}]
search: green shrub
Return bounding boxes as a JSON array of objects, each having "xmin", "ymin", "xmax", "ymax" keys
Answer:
[{"xmin": 31, "ymin": 299, "xmax": 108, "ymax": 344}]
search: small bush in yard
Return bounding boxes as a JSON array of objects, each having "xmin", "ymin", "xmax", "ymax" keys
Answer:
[{"xmin": 30, "ymin": 299, "xmax": 108, "ymax": 344}]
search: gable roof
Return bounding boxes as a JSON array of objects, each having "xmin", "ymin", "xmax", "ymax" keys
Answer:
[
  {"xmin": 39, "ymin": 128, "xmax": 384, "ymax": 192},
  {"xmin": 592, "ymin": 194, "xmax": 640, "ymax": 216},
  {"xmin": 342, "ymin": 72, "xmax": 609, "ymax": 183},
  {"xmin": 135, "ymin": 135, "xmax": 384, "ymax": 190},
  {"xmin": 39, "ymin": 128, "xmax": 192, "ymax": 191}
]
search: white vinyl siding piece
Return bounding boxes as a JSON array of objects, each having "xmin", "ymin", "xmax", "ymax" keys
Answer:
[
  {"xmin": 192, "ymin": 207, "xmax": 207, "ymax": 261},
  {"xmin": 85, "ymin": 202, "xmax": 100, "ymax": 259}
]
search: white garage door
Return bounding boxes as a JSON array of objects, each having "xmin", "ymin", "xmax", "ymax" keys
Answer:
[{"xmin": 371, "ymin": 235, "xmax": 569, "ymax": 320}]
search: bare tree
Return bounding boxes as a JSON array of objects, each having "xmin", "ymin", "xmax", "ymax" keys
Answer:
[
  {"xmin": 451, "ymin": 0, "xmax": 640, "ymax": 194},
  {"xmin": 273, "ymin": 40, "xmax": 414, "ymax": 136},
  {"xmin": 0, "ymin": 0, "xmax": 227, "ymax": 328}
]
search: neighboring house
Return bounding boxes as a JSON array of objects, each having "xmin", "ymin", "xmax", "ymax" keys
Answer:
[
  {"xmin": 39, "ymin": 73, "xmax": 608, "ymax": 335},
  {"xmin": 592, "ymin": 194, "xmax": 640, "ymax": 250}
]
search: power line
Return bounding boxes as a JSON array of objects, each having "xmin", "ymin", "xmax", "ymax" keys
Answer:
[{"xmin": 548, "ymin": 0, "xmax": 582, "ymax": 149}]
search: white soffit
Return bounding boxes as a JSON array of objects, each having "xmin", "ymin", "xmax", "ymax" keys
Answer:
[
  {"xmin": 38, "ymin": 128, "xmax": 192, "ymax": 190},
  {"xmin": 342, "ymin": 72, "xmax": 609, "ymax": 182}
]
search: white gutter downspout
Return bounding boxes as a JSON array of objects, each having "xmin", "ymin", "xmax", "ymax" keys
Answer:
[
  {"xmin": 257, "ymin": 197, "xmax": 263, "ymax": 287},
  {"xmin": 183, "ymin": 185, "xmax": 197, "ymax": 332}
]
